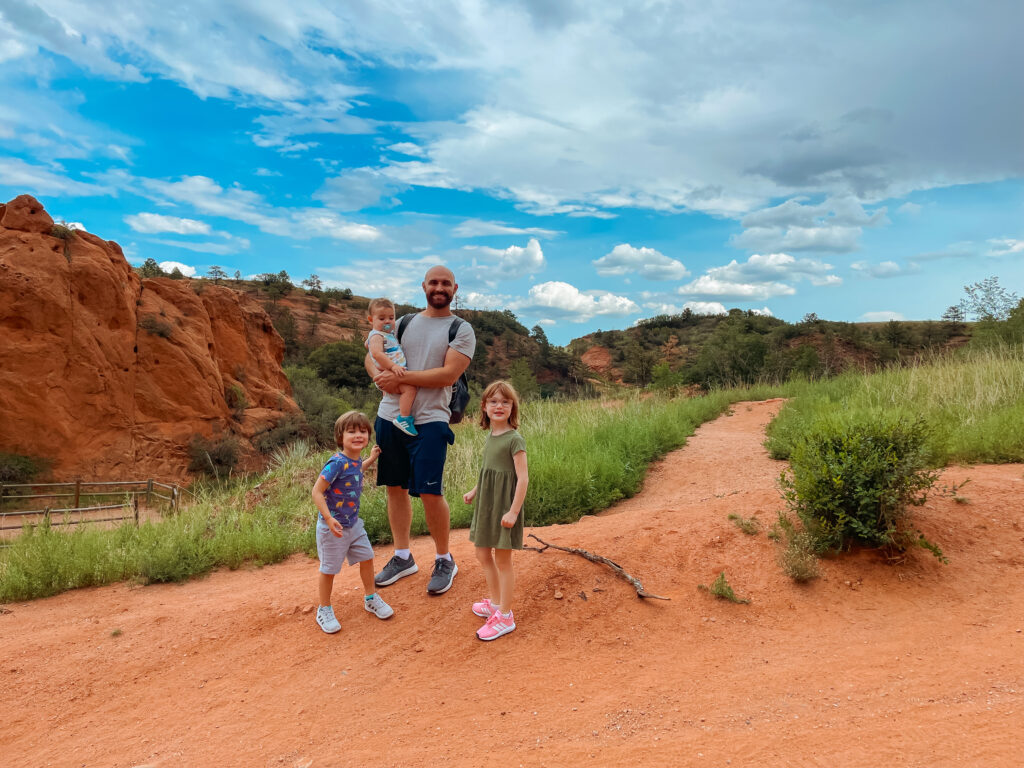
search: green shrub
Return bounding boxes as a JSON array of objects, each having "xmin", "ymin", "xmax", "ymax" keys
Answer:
[
  {"xmin": 225, "ymin": 383, "xmax": 248, "ymax": 418},
  {"xmin": 0, "ymin": 452, "xmax": 50, "ymax": 483},
  {"xmin": 699, "ymin": 571, "xmax": 750, "ymax": 604},
  {"xmin": 255, "ymin": 416, "xmax": 313, "ymax": 453},
  {"xmin": 139, "ymin": 314, "xmax": 173, "ymax": 339},
  {"xmin": 779, "ymin": 416, "xmax": 941, "ymax": 556},
  {"xmin": 187, "ymin": 434, "xmax": 240, "ymax": 478},
  {"xmin": 728, "ymin": 513, "xmax": 760, "ymax": 535}
]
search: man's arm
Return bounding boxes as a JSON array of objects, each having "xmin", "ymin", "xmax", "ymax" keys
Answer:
[{"xmin": 373, "ymin": 346, "xmax": 470, "ymax": 390}]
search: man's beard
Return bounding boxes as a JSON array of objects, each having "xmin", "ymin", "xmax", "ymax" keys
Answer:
[{"xmin": 427, "ymin": 290, "xmax": 452, "ymax": 308}]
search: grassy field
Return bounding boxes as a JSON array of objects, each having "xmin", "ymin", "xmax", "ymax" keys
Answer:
[
  {"xmin": 0, "ymin": 385, "xmax": 780, "ymax": 602},
  {"xmin": 765, "ymin": 344, "xmax": 1024, "ymax": 465}
]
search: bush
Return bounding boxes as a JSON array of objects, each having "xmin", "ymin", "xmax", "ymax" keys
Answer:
[
  {"xmin": 0, "ymin": 452, "xmax": 50, "ymax": 483},
  {"xmin": 225, "ymin": 383, "xmax": 248, "ymax": 418},
  {"xmin": 139, "ymin": 314, "xmax": 173, "ymax": 338},
  {"xmin": 779, "ymin": 416, "xmax": 941, "ymax": 556},
  {"xmin": 255, "ymin": 416, "xmax": 313, "ymax": 453},
  {"xmin": 187, "ymin": 434, "xmax": 240, "ymax": 478}
]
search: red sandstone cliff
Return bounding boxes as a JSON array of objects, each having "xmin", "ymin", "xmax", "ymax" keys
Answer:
[{"xmin": 0, "ymin": 195, "xmax": 300, "ymax": 481}]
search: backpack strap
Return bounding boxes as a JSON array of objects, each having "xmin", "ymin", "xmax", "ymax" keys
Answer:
[
  {"xmin": 447, "ymin": 316, "xmax": 463, "ymax": 343},
  {"xmin": 395, "ymin": 314, "xmax": 414, "ymax": 343}
]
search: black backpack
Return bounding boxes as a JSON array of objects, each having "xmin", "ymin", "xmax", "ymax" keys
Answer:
[{"xmin": 396, "ymin": 314, "xmax": 471, "ymax": 424}]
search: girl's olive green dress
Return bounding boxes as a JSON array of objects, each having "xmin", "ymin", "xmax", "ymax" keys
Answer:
[{"xmin": 468, "ymin": 429, "xmax": 527, "ymax": 549}]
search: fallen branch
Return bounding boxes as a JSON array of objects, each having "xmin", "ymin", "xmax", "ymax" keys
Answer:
[{"xmin": 526, "ymin": 533, "xmax": 670, "ymax": 601}]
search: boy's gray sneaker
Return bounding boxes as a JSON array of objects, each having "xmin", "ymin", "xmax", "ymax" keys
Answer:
[
  {"xmin": 374, "ymin": 553, "xmax": 418, "ymax": 587},
  {"xmin": 364, "ymin": 593, "xmax": 394, "ymax": 620},
  {"xmin": 427, "ymin": 557, "xmax": 458, "ymax": 595},
  {"xmin": 316, "ymin": 605, "xmax": 341, "ymax": 634}
]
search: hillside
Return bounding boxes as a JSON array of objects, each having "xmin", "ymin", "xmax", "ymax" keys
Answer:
[{"xmin": 0, "ymin": 195, "xmax": 300, "ymax": 482}]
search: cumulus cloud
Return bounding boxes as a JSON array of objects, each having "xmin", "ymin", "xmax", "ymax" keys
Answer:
[
  {"xmin": 465, "ymin": 238, "xmax": 546, "ymax": 280},
  {"xmin": 513, "ymin": 281, "xmax": 638, "ymax": 321},
  {"xmin": 593, "ymin": 244, "xmax": 689, "ymax": 280},
  {"xmin": 452, "ymin": 219, "xmax": 562, "ymax": 238},
  {"xmin": 684, "ymin": 301, "xmax": 728, "ymax": 316},
  {"xmin": 125, "ymin": 212, "xmax": 212, "ymax": 235},
  {"xmin": 318, "ymin": 256, "xmax": 437, "ymax": 304},
  {"xmin": 860, "ymin": 311, "xmax": 906, "ymax": 322},
  {"xmin": 679, "ymin": 275, "xmax": 795, "ymax": 300},
  {"xmin": 732, "ymin": 196, "xmax": 888, "ymax": 253},
  {"xmin": 3, "ymin": 2, "xmax": 1019, "ymax": 218}
]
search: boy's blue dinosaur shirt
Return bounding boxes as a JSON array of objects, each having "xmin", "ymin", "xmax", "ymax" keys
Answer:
[{"xmin": 318, "ymin": 453, "xmax": 363, "ymax": 527}]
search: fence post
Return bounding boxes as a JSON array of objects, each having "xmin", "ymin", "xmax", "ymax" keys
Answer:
[
  {"xmin": 172, "ymin": 486, "xmax": 178, "ymax": 513},
  {"xmin": 73, "ymin": 479, "xmax": 81, "ymax": 509},
  {"xmin": 133, "ymin": 495, "xmax": 140, "ymax": 526},
  {"xmin": 146, "ymin": 478, "xmax": 153, "ymax": 505}
]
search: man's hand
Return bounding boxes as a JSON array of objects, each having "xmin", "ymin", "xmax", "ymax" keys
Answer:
[{"xmin": 373, "ymin": 369, "xmax": 401, "ymax": 394}]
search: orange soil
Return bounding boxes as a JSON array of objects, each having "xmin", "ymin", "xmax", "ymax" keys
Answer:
[{"xmin": 3, "ymin": 400, "xmax": 1023, "ymax": 767}]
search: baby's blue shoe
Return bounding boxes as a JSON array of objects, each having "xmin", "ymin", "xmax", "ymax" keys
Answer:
[
  {"xmin": 316, "ymin": 605, "xmax": 341, "ymax": 634},
  {"xmin": 394, "ymin": 415, "xmax": 418, "ymax": 437}
]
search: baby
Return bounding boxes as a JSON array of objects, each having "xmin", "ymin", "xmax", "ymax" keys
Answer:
[{"xmin": 365, "ymin": 298, "xmax": 418, "ymax": 437}]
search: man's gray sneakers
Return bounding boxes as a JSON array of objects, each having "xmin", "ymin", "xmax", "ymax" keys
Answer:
[
  {"xmin": 374, "ymin": 553, "xmax": 418, "ymax": 587},
  {"xmin": 427, "ymin": 557, "xmax": 458, "ymax": 595}
]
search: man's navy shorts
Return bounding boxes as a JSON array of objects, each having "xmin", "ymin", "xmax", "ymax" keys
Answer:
[{"xmin": 375, "ymin": 417, "xmax": 455, "ymax": 497}]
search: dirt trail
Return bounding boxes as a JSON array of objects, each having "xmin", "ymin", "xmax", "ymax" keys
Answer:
[{"xmin": 3, "ymin": 399, "xmax": 1023, "ymax": 767}]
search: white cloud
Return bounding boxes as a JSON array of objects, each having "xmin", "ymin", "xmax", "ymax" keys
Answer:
[
  {"xmin": 733, "ymin": 196, "xmax": 888, "ymax": 253},
  {"xmin": 125, "ymin": 212, "xmax": 212, "ymax": 235},
  {"xmin": 684, "ymin": 301, "xmax": 728, "ymax": 316},
  {"xmin": 514, "ymin": 281, "xmax": 638, "ymax": 321},
  {"xmin": 465, "ymin": 238, "xmax": 546, "ymax": 279},
  {"xmin": 3, "ymin": 2, "xmax": 1018, "ymax": 218},
  {"xmin": 593, "ymin": 244, "xmax": 689, "ymax": 281},
  {"xmin": 452, "ymin": 219, "xmax": 562, "ymax": 238},
  {"xmin": 749, "ymin": 306, "xmax": 773, "ymax": 316},
  {"xmin": 157, "ymin": 260, "xmax": 196, "ymax": 276},
  {"xmin": 851, "ymin": 260, "xmax": 918, "ymax": 279},
  {"xmin": 860, "ymin": 311, "xmax": 906, "ymax": 322},
  {"xmin": 0, "ymin": 157, "xmax": 109, "ymax": 197},
  {"xmin": 988, "ymin": 238, "xmax": 1024, "ymax": 256},
  {"xmin": 897, "ymin": 202, "xmax": 922, "ymax": 216},
  {"xmin": 460, "ymin": 290, "xmax": 513, "ymax": 310},
  {"xmin": 318, "ymin": 256, "xmax": 437, "ymax": 305},
  {"xmin": 679, "ymin": 275, "xmax": 795, "ymax": 300},
  {"xmin": 254, "ymin": 168, "xmax": 282, "ymax": 177},
  {"xmin": 314, "ymin": 168, "xmax": 409, "ymax": 211}
]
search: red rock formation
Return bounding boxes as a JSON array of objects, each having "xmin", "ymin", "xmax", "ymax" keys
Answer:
[{"xmin": 0, "ymin": 195, "xmax": 300, "ymax": 481}]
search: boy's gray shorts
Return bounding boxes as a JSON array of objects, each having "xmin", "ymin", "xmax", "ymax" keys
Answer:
[{"xmin": 316, "ymin": 517, "xmax": 374, "ymax": 574}]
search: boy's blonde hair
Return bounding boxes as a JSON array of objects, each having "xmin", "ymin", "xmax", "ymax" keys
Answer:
[
  {"xmin": 334, "ymin": 410, "xmax": 372, "ymax": 447},
  {"xmin": 367, "ymin": 297, "xmax": 395, "ymax": 315},
  {"xmin": 478, "ymin": 380, "xmax": 520, "ymax": 430}
]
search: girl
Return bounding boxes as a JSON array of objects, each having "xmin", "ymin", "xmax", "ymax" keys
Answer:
[{"xmin": 463, "ymin": 381, "xmax": 529, "ymax": 641}]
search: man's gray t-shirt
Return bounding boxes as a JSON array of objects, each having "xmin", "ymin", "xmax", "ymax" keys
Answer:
[{"xmin": 376, "ymin": 313, "xmax": 476, "ymax": 425}]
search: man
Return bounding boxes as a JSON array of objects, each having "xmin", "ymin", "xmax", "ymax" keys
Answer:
[{"xmin": 370, "ymin": 265, "xmax": 476, "ymax": 595}]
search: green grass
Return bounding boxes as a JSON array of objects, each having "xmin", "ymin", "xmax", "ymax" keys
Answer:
[
  {"xmin": 765, "ymin": 344, "xmax": 1024, "ymax": 465},
  {"xmin": 0, "ymin": 386, "xmax": 780, "ymax": 602},
  {"xmin": 699, "ymin": 571, "xmax": 750, "ymax": 604}
]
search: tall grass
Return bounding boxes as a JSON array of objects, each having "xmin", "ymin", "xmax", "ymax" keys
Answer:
[
  {"xmin": 766, "ymin": 345, "xmax": 1024, "ymax": 465},
  {"xmin": 1, "ymin": 386, "xmax": 778, "ymax": 602}
]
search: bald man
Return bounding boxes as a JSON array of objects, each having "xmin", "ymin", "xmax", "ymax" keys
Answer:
[{"xmin": 370, "ymin": 265, "xmax": 476, "ymax": 595}]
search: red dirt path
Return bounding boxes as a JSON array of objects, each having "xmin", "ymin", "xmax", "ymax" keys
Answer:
[{"xmin": 3, "ymin": 400, "xmax": 1023, "ymax": 767}]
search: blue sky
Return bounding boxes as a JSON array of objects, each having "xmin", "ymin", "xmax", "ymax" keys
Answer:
[{"xmin": 1, "ymin": 1, "xmax": 1022, "ymax": 344}]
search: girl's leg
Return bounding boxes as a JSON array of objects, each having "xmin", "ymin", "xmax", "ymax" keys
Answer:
[
  {"xmin": 474, "ymin": 546, "xmax": 499, "ymax": 602},
  {"xmin": 318, "ymin": 572, "xmax": 335, "ymax": 606},
  {"xmin": 494, "ymin": 548, "xmax": 515, "ymax": 614},
  {"xmin": 398, "ymin": 383, "xmax": 417, "ymax": 419},
  {"xmin": 358, "ymin": 559, "xmax": 376, "ymax": 596}
]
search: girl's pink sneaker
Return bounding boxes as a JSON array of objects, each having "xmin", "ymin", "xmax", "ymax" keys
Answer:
[
  {"xmin": 477, "ymin": 609, "xmax": 515, "ymax": 641},
  {"xmin": 472, "ymin": 597, "xmax": 496, "ymax": 618}
]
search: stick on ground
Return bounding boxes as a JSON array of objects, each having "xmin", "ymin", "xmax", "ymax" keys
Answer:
[{"xmin": 526, "ymin": 533, "xmax": 670, "ymax": 600}]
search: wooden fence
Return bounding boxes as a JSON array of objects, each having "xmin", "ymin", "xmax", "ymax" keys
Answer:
[{"xmin": 0, "ymin": 479, "xmax": 185, "ymax": 534}]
